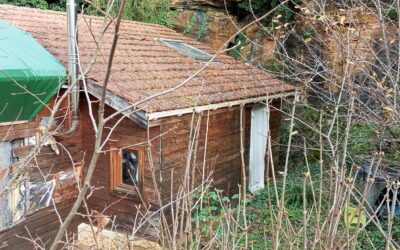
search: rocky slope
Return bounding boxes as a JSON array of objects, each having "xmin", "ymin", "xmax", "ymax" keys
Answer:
[
  {"xmin": 172, "ymin": 1, "xmax": 386, "ymax": 82},
  {"xmin": 172, "ymin": 0, "xmax": 275, "ymax": 64}
]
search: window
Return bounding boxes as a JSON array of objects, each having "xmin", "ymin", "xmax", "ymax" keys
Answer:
[
  {"xmin": 110, "ymin": 146, "xmax": 144, "ymax": 196},
  {"xmin": 122, "ymin": 150, "xmax": 140, "ymax": 185},
  {"xmin": 0, "ymin": 136, "xmax": 75, "ymax": 231},
  {"xmin": 159, "ymin": 38, "xmax": 213, "ymax": 62},
  {"xmin": 0, "ymin": 137, "xmax": 36, "ymax": 230}
]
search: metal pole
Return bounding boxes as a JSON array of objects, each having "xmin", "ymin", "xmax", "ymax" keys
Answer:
[{"xmin": 67, "ymin": 0, "xmax": 79, "ymax": 121}]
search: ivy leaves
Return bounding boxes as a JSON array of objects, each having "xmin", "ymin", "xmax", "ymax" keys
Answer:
[{"xmin": 183, "ymin": 11, "xmax": 209, "ymax": 40}]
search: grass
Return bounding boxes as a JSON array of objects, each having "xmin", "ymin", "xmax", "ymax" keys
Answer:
[
  {"xmin": 192, "ymin": 161, "xmax": 400, "ymax": 249},
  {"xmin": 189, "ymin": 104, "xmax": 399, "ymax": 249}
]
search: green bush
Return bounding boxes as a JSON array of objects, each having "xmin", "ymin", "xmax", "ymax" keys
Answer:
[
  {"xmin": 3, "ymin": 0, "xmax": 181, "ymax": 29},
  {"xmin": 107, "ymin": 0, "xmax": 181, "ymax": 28},
  {"xmin": 183, "ymin": 11, "xmax": 209, "ymax": 40},
  {"xmin": 348, "ymin": 123, "xmax": 378, "ymax": 156},
  {"xmin": 192, "ymin": 188, "xmax": 231, "ymax": 236},
  {"xmin": 183, "ymin": 14, "xmax": 196, "ymax": 34},
  {"xmin": 0, "ymin": 0, "xmax": 49, "ymax": 9},
  {"xmin": 239, "ymin": 0, "xmax": 302, "ymax": 25},
  {"xmin": 0, "ymin": 0, "xmax": 90, "ymax": 12},
  {"xmin": 228, "ymin": 32, "xmax": 247, "ymax": 60},
  {"xmin": 196, "ymin": 13, "xmax": 209, "ymax": 40}
]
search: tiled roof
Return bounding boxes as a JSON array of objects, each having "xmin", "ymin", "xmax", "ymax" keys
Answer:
[{"xmin": 0, "ymin": 4, "xmax": 294, "ymax": 113}]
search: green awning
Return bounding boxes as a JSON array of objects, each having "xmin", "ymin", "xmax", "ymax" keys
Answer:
[{"xmin": 0, "ymin": 19, "xmax": 66, "ymax": 123}]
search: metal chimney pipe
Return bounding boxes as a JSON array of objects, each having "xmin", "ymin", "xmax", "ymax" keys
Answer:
[
  {"xmin": 67, "ymin": 0, "xmax": 79, "ymax": 120},
  {"xmin": 56, "ymin": 0, "xmax": 80, "ymax": 137},
  {"xmin": 49, "ymin": 0, "xmax": 79, "ymax": 140},
  {"xmin": 54, "ymin": 0, "xmax": 80, "ymax": 138}
]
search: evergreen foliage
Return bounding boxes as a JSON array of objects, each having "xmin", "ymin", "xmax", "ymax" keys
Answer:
[
  {"xmin": 0, "ymin": 0, "xmax": 181, "ymax": 28},
  {"xmin": 239, "ymin": 0, "xmax": 302, "ymax": 24}
]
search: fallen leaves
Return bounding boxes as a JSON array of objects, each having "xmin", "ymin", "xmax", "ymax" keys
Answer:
[{"xmin": 92, "ymin": 210, "xmax": 111, "ymax": 235}]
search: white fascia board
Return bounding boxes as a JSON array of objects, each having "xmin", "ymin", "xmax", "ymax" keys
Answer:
[
  {"xmin": 0, "ymin": 120, "xmax": 29, "ymax": 126},
  {"xmin": 147, "ymin": 91, "xmax": 296, "ymax": 121}
]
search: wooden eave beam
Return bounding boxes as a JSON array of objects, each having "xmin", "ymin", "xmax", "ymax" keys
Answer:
[
  {"xmin": 86, "ymin": 79, "xmax": 296, "ymax": 129},
  {"xmin": 86, "ymin": 80, "xmax": 148, "ymax": 128},
  {"xmin": 146, "ymin": 90, "xmax": 296, "ymax": 127}
]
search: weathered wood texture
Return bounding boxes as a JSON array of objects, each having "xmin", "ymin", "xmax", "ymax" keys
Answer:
[
  {"xmin": 0, "ymin": 95, "xmax": 82, "ymax": 249},
  {"xmin": 159, "ymin": 100, "xmax": 283, "ymax": 203},
  {"xmin": 0, "ymin": 95, "xmax": 70, "ymax": 142},
  {"xmin": 81, "ymin": 97, "xmax": 161, "ymax": 233},
  {"xmin": 13, "ymin": 144, "xmax": 82, "ymax": 174},
  {"xmin": 8, "ymin": 94, "xmax": 83, "ymax": 182},
  {"xmin": 1, "ymin": 91, "xmax": 283, "ymax": 245},
  {"xmin": 0, "ymin": 122, "xmax": 39, "ymax": 142},
  {"xmin": 269, "ymin": 100, "xmax": 283, "ymax": 170},
  {"xmin": 0, "ymin": 150, "xmax": 81, "ymax": 248},
  {"xmin": 0, "ymin": 197, "xmax": 79, "ymax": 249},
  {"xmin": 160, "ymin": 107, "xmax": 241, "ymax": 202}
]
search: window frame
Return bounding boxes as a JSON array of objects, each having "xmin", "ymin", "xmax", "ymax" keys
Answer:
[
  {"xmin": 109, "ymin": 144, "xmax": 145, "ymax": 198},
  {"xmin": 158, "ymin": 38, "xmax": 214, "ymax": 62}
]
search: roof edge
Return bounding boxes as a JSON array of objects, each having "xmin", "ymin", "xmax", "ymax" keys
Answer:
[
  {"xmin": 87, "ymin": 80, "xmax": 148, "ymax": 128},
  {"xmin": 147, "ymin": 90, "xmax": 297, "ymax": 121},
  {"xmin": 0, "ymin": 120, "xmax": 29, "ymax": 126}
]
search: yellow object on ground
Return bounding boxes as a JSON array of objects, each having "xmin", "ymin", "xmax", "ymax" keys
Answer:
[{"xmin": 344, "ymin": 204, "xmax": 367, "ymax": 227}]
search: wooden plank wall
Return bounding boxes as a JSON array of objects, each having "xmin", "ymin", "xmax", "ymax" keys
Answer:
[
  {"xmin": 0, "ymin": 197, "xmax": 79, "ymax": 249},
  {"xmin": 0, "ymin": 95, "xmax": 82, "ymax": 249},
  {"xmin": 160, "ymin": 100, "xmax": 283, "ymax": 204},
  {"xmin": 81, "ymin": 98, "xmax": 161, "ymax": 234},
  {"xmin": 0, "ymin": 93, "xmax": 71, "ymax": 142},
  {"xmin": 0, "ymin": 122, "xmax": 39, "ymax": 142},
  {"xmin": 269, "ymin": 100, "xmax": 283, "ymax": 170},
  {"xmin": 160, "ymin": 107, "xmax": 242, "ymax": 203},
  {"xmin": 1, "ymin": 94, "xmax": 284, "ymax": 247}
]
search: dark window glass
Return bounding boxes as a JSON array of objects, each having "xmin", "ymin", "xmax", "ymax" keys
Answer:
[{"xmin": 122, "ymin": 150, "xmax": 139, "ymax": 185}]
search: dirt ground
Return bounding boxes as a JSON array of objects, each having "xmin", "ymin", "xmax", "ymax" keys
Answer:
[{"xmin": 75, "ymin": 223, "xmax": 162, "ymax": 250}]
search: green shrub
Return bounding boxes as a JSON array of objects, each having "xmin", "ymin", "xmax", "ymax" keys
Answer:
[
  {"xmin": 348, "ymin": 123, "xmax": 379, "ymax": 156},
  {"xmin": 239, "ymin": 0, "xmax": 302, "ymax": 25},
  {"xmin": 183, "ymin": 11, "xmax": 209, "ymax": 40},
  {"xmin": 196, "ymin": 13, "xmax": 209, "ymax": 40},
  {"xmin": 5, "ymin": 0, "xmax": 181, "ymax": 29},
  {"xmin": 192, "ymin": 188, "xmax": 231, "ymax": 236},
  {"xmin": 183, "ymin": 14, "xmax": 196, "ymax": 34},
  {"xmin": 228, "ymin": 32, "xmax": 247, "ymax": 60},
  {"xmin": 0, "ymin": 0, "xmax": 49, "ymax": 9}
]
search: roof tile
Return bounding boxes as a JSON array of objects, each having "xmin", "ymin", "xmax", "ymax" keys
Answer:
[{"xmin": 0, "ymin": 4, "xmax": 294, "ymax": 113}]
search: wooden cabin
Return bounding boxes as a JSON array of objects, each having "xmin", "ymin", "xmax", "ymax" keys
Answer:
[
  {"xmin": 0, "ymin": 4, "xmax": 295, "ymax": 248},
  {"xmin": 0, "ymin": 98, "xmax": 84, "ymax": 249}
]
